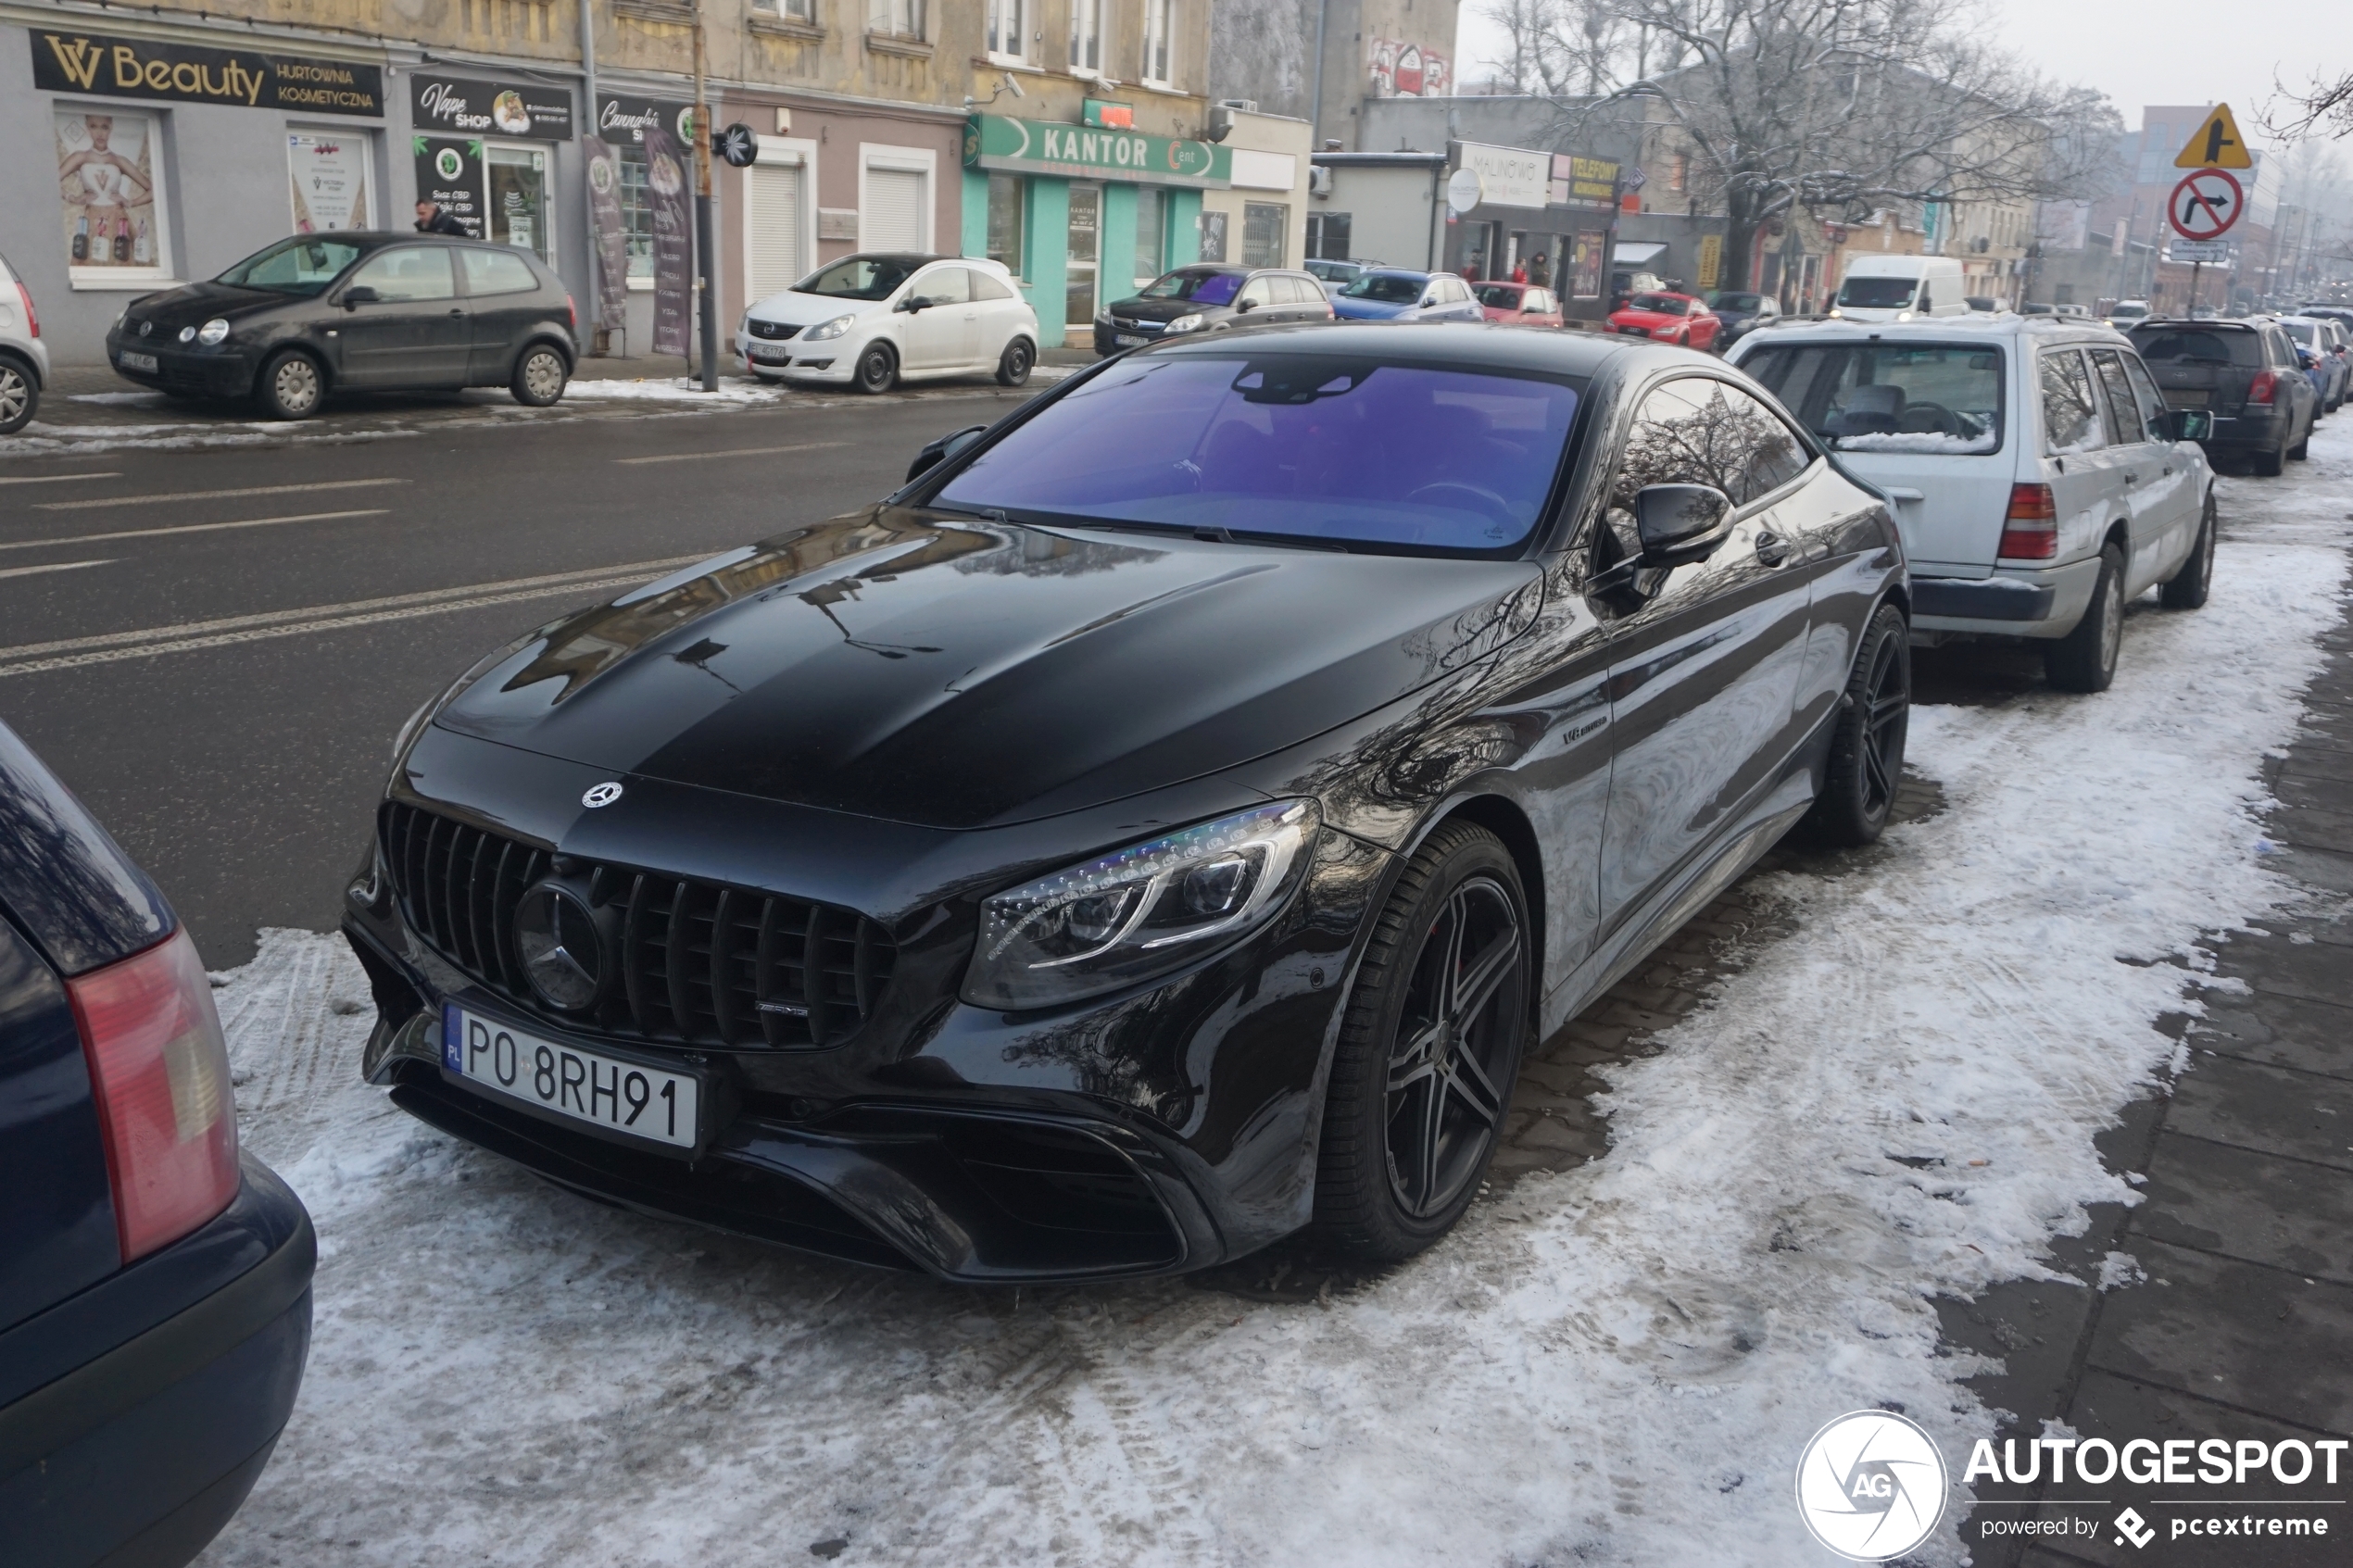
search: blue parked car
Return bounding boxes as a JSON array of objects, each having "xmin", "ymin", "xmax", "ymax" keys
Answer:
[
  {"xmin": 1328, "ymin": 268, "xmax": 1487, "ymax": 322},
  {"xmin": 0, "ymin": 720, "xmax": 312, "ymax": 1568}
]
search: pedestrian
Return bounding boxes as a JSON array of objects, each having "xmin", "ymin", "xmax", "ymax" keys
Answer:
[
  {"xmin": 1512, "ymin": 260, "xmax": 1528, "ymax": 284},
  {"xmin": 414, "ymin": 200, "xmax": 468, "ymax": 236},
  {"xmin": 1528, "ymin": 251, "xmax": 1550, "ymax": 289}
]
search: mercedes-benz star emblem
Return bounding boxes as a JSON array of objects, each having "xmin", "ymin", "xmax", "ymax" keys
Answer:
[
  {"xmin": 582, "ymin": 781, "xmax": 623, "ymax": 809},
  {"xmin": 514, "ymin": 884, "xmax": 602, "ymax": 1010}
]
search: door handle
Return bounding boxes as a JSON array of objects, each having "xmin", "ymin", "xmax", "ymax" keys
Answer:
[
  {"xmin": 448, "ymin": 308, "xmax": 464, "ymax": 317},
  {"xmin": 1755, "ymin": 529, "xmax": 1790, "ymax": 567}
]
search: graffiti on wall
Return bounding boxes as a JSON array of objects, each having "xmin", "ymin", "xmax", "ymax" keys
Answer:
[{"xmin": 1367, "ymin": 39, "xmax": 1450, "ymax": 97}]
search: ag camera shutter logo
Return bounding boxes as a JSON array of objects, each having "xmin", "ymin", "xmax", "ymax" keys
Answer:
[{"xmin": 1794, "ymin": 1410, "xmax": 1948, "ymax": 1561}]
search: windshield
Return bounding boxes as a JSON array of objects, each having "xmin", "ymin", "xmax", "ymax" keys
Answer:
[
  {"xmin": 1629, "ymin": 293, "xmax": 1688, "ymax": 315},
  {"xmin": 795, "ymin": 255, "xmax": 921, "ymax": 300},
  {"xmin": 1340, "ymin": 273, "xmax": 1425, "ymax": 304},
  {"xmin": 216, "ymin": 237, "xmax": 365, "ymax": 295},
  {"xmin": 2110, "ymin": 304, "xmax": 2147, "ymax": 317},
  {"xmin": 934, "ymin": 354, "xmax": 1583, "ymax": 554},
  {"xmin": 1836, "ymin": 277, "xmax": 1919, "ymax": 309},
  {"xmin": 1715, "ymin": 293, "xmax": 1765, "ymax": 311},
  {"xmin": 1140, "ymin": 269, "xmax": 1244, "ymax": 305},
  {"xmin": 1474, "ymin": 284, "xmax": 1525, "ymax": 307},
  {"xmin": 1742, "ymin": 342, "xmax": 2004, "ymax": 454}
]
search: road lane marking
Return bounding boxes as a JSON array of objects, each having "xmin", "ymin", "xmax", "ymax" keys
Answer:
[
  {"xmin": 0, "ymin": 559, "xmax": 111, "ymax": 582},
  {"xmin": 0, "ymin": 510, "xmax": 391, "ymax": 553},
  {"xmin": 611, "ymin": 442, "xmax": 849, "ymax": 465},
  {"xmin": 0, "ymin": 471, "xmax": 123, "ymax": 486},
  {"xmin": 0, "ymin": 554, "xmax": 711, "ymax": 679},
  {"xmin": 34, "ymin": 478, "xmax": 409, "ymax": 510}
]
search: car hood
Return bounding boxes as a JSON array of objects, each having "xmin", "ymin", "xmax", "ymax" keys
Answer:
[
  {"xmin": 433, "ymin": 509, "xmax": 1541, "ymax": 830},
  {"xmin": 1106, "ymin": 296, "xmax": 1227, "ymax": 324},
  {"xmin": 1332, "ymin": 296, "xmax": 1414, "ymax": 320},
  {"xmin": 121, "ymin": 281, "xmax": 287, "ymax": 330},
  {"xmin": 748, "ymin": 292, "xmax": 879, "ymax": 329}
]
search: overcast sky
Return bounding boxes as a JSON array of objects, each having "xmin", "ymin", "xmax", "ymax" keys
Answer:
[{"xmin": 1452, "ymin": 0, "xmax": 2339, "ymax": 148}]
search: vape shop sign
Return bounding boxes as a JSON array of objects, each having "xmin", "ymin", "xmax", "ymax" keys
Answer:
[{"xmin": 410, "ymin": 74, "xmax": 573, "ymax": 140}]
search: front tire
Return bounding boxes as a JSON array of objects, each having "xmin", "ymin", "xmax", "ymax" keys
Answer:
[
  {"xmin": 1800, "ymin": 601, "xmax": 1910, "ymax": 847},
  {"xmin": 1312, "ymin": 823, "xmax": 1531, "ymax": 1263},
  {"xmin": 853, "ymin": 342, "xmax": 898, "ymax": 395},
  {"xmin": 0, "ymin": 358, "xmax": 36, "ymax": 434},
  {"xmin": 2046, "ymin": 542, "xmax": 2125, "ymax": 693},
  {"xmin": 2159, "ymin": 491, "xmax": 2218, "ymax": 610},
  {"xmin": 253, "ymin": 350, "xmax": 324, "ymax": 420},
  {"xmin": 510, "ymin": 344, "xmax": 568, "ymax": 407},
  {"xmin": 995, "ymin": 337, "xmax": 1035, "ymax": 386}
]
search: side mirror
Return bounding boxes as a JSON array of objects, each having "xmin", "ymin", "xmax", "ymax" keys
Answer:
[
  {"xmin": 1235, "ymin": 296, "xmax": 1260, "ymax": 313},
  {"xmin": 341, "ymin": 285, "xmax": 379, "ymax": 309},
  {"xmin": 2160, "ymin": 408, "xmax": 2213, "ymax": 442},
  {"xmin": 905, "ymin": 423, "xmax": 988, "ymax": 484},
  {"xmin": 1633, "ymin": 483, "xmax": 1733, "ymax": 567},
  {"xmin": 898, "ymin": 295, "xmax": 928, "ymax": 313}
]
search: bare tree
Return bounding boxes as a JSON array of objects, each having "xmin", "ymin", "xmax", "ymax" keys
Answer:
[
  {"xmin": 2263, "ymin": 72, "xmax": 2353, "ymax": 144},
  {"xmin": 1502, "ymin": 0, "xmax": 2117, "ymax": 292}
]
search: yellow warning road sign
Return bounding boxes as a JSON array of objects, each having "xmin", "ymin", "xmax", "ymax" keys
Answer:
[{"xmin": 2174, "ymin": 104, "xmax": 2253, "ymax": 169}]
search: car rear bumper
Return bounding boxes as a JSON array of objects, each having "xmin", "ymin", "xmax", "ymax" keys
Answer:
[
  {"xmin": 2194, "ymin": 408, "xmax": 2295, "ymax": 451},
  {"xmin": 1910, "ymin": 556, "xmax": 2102, "ymax": 639},
  {"xmin": 0, "ymin": 1159, "xmax": 314, "ymax": 1568}
]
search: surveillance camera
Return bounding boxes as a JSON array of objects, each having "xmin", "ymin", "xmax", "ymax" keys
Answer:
[{"xmin": 1005, "ymin": 73, "xmax": 1026, "ymax": 99}]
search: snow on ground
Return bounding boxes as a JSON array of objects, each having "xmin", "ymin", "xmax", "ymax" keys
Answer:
[{"xmin": 195, "ymin": 428, "xmax": 2353, "ymax": 1567}]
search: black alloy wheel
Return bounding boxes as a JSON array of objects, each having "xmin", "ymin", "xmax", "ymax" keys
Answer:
[
  {"xmin": 0, "ymin": 358, "xmax": 34, "ymax": 434},
  {"xmin": 854, "ymin": 342, "xmax": 898, "ymax": 395},
  {"xmin": 1802, "ymin": 601, "xmax": 1910, "ymax": 847},
  {"xmin": 996, "ymin": 337, "xmax": 1035, "ymax": 387},
  {"xmin": 254, "ymin": 349, "xmax": 324, "ymax": 420},
  {"xmin": 1313, "ymin": 823, "xmax": 1531, "ymax": 1261},
  {"xmin": 2046, "ymin": 541, "xmax": 2126, "ymax": 694},
  {"xmin": 2160, "ymin": 491, "xmax": 2219, "ymax": 610},
  {"xmin": 510, "ymin": 344, "xmax": 569, "ymax": 407}
]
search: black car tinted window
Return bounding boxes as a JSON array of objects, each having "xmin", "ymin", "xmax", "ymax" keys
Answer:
[
  {"xmin": 217, "ymin": 236, "xmax": 364, "ymax": 295},
  {"xmin": 459, "ymin": 247, "xmax": 538, "ymax": 295},
  {"xmin": 1610, "ymin": 377, "xmax": 1808, "ymax": 511},
  {"xmin": 348, "ymin": 245, "xmax": 456, "ymax": 302},
  {"xmin": 2131, "ymin": 328, "xmax": 2259, "ymax": 366},
  {"xmin": 936, "ymin": 353, "xmax": 1583, "ymax": 554}
]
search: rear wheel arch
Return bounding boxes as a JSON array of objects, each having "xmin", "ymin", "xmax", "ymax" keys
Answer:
[
  {"xmin": 514, "ymin": 333, "xmax": 573, "ymax": 375},
  {"xmin": 0, "ymin": 346, "xmax": 43, "ymax": 390}
]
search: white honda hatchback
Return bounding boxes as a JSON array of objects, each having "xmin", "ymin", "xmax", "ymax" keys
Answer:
[
  {"xmin": 1730, "ymin": 317, "xmax": 2218, "ymax": 692},
  {"xmin": 738, "ymin": 252, "xmax": 1039, "ymax": 395}
]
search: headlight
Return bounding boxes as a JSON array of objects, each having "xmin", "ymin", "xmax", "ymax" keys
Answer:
[
  {"xmin": 1828, "ymin": 307, "xmax": 1843, "ymax": 319},
  {"xmin": 1894, "ymin": 310, "xmax": 1913, "ymax": 322},
  {"xmin": 1164, "ymin": 312, "xmax": 1206, "ymax": 334},
  {"xmin": 803, "ymin": 312, "xmax": 859, "ymax": 342},
  {"xmin": 1655, "ymin": 325, "xmax": 1680, "ymax": 338},
  {"xmin": 197, "ymin": 318, "xmax": 231, "ymax": 345},
  {"xmin": 961, "ymin": 800, "xmax": 1319, "ymax": 1010}
]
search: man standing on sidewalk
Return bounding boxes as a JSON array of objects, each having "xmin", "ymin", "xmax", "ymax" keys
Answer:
[{"xmin": 414, "ymin": 201, "xmax": 469, "ymax": 236}]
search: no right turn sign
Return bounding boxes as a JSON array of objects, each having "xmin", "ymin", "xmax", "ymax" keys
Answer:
[{"xmin": 2168, "ymin": 169, "xmax": 2244, "ymax": 241}]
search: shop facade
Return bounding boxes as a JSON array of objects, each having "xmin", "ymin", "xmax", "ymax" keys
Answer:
[
  {"xmin": 961, "ymin": 113, "xmax": 1231, "ymax": 349},
  {"xmin": 1440, "ymin": 139, "xmax": 1621, "ymax": 325}
]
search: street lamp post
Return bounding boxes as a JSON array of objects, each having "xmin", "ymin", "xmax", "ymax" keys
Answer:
[{"xmin": 691, "ymin": 0, "xmax": 719, "ymax": 392}]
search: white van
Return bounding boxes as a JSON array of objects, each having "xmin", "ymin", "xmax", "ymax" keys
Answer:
[
  {"xmin": 1729, "ymin": 316, "xmax": 2217, "ymax": 692},
  {"xmin": 1829, "ymin": 255, "xmax": 1969, "ymax": 323}
]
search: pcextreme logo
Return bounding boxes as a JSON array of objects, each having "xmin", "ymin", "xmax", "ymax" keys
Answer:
[{"xmin": 1794, "ymin": 1410, "xmax": 1949, "ymax": 1561}]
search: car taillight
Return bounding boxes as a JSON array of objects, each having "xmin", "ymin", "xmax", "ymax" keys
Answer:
[
  {"xmin": 69, "ymin": 930, "xmax": 239, "ymax": 1263},
  {"xmin": 566, "ymin": 293, "xmax": 577, "ymax": 330},
  {"xmin": 2246, "ymin": 369, "xmax": 2277, "ymax": 404},
  {"xmin": 16, "ymin": 282, "xmax": 37, "ymax": 339},
  {"xmin": 1998, "ymin": 483, "xmax": 2058, "ymax": 560}
]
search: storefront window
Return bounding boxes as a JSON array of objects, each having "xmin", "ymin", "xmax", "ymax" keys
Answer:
[
  {"xmin": 1241, "ymin": 201, "xmax": 1287, "ymax": 269},
  {"xmin": 1305, "ymin": 212, "xmax": 1350, "ymax": 260},
  {"xmin": 56, "ymin": 109, "xmax": 170, "ymax": 283},
  {"xmin": 988, "ymin": 173, "xmax": 1026, "ymax": 277},
  {"xmin": 287, "ymin": 132, "xmax": 373, "ymax": 232},
  {"xmin": 618, "ymin": 146, "xmax": 655, "ymax": 280},
  {"xmin": 1570, "ymin": 232, "xmax": 1604, "ymax": 299},
  {"xmin": 485, "ymin": 145, "xmax": 551, "ymax": 260},
  {"xmin": 1134, "ymin": 189, "xmax": 1165, "ymax": 286}
]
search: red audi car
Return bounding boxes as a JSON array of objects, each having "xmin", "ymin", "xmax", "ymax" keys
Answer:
[{"xmin": 1606, "ymin": 291, "xmax": 1720, "ymax": 350}]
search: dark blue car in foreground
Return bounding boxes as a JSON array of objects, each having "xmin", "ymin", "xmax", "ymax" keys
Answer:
[{"xmin": 0, "ymin": 721, "xmax": 312, "ymax": 1568}]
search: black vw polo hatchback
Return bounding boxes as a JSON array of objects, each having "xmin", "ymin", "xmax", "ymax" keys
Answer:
[
  {"xmin": 346, "ymin": 322, "xmax": 1909, "ymax": 1283},
  {"xmin": 107, "ymin": 232, "xmax": 576, "ymax": 420}
]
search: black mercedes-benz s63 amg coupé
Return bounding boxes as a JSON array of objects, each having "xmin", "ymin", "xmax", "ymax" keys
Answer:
[{"xmin": 344, "ymin": 321, "xmax": 1910, "ymax": 1282}]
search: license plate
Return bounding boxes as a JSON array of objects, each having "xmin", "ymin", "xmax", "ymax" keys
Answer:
[
  {"xmin": 2164, "ymin": 390, "xmax": 2209, "ymax": 407},
  {"xmin": 443, "ymin": 1004, "xmax": 700, "ymax": 1149},
  {"xmin": 747, "ymin": 345, "xmax": 791, "ymax": 362},
  {"xmin": 119, "ymin": 350, "xmax": 158, "ymax": 372},
  {"xmin": 1114, "ymin": 333, "xmax": 1146, "ymax": 347},
  {"xmin": 1618, "ymin": 325, "xmax": 1650, "ymax": 336}
]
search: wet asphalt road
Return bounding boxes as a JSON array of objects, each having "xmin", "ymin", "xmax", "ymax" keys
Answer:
[{"xmin": 0, "ymin": 383, "xmax": 1042, "ymax": 969}]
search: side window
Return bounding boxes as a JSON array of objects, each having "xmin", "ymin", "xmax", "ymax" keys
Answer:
[
  {"xmin": 1444, "ymin": 277, "xmax": 1472, "ymax": 304},
  {"xmin": 1919, "ymin": 282, "xmax": 1935, "ymax": 311},
  {"xmin": 918, "ymin": 267, "xmax": 971, "ymax": 305},
  {"xmin": 2119, "ymin": 352, "xmax": 2169, "ymax": 432},
  {"xmin": 1609, "ymin": 378, "xmax": 1809, "ymax": 514},
  {"xmin": 970, "ymin": 270, "xmax": 1015, "ymax": 301},
  {"xmin": 459, "ymin": 247, "xmax": 538, "ymax": 295},
  {"xmin": 1236, "ymin": 276, "xmax": 1275, "ymax": 310},
  {"xmin": 2089, "ymin": 349, "xmax": 2147, "ymax": 444},
  {"xmin": 1272, "ymin": 275, "xmax": 1308, "ymax": 305},
  {"xmin": 2040, "ymin": 348, "xmax": 2104, "ymax": 452},
  {"xmin": 348, "ymin": 245, "xmax": 456, "ymax": 302}
]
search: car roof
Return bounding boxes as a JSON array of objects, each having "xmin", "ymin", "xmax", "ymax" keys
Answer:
[
  {"xmin": 1136, "ymin": 318, "xmax": 1642, "ymax": 379},
  {"xmin": 1739, "ymin": 315, "xmax": 2128, "ymax": 347}
]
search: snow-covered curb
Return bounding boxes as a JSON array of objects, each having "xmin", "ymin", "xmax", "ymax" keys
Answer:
[{"xmin": 196, "ymin": 433, "xmax": 2350, "ymax": 1566}]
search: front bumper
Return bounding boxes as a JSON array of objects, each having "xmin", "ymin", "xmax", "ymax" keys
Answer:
[
  {"xmin": 737, "ymin": 328, "xmax": 847, "ymax": 381},
  {"xmin": 1910, "ymin": 556, "xmax": 2103, "ymax": 639},
  {"xmin": 344, "ymin": 727, "xmax": 1389, "ymax": 1283},
  {"xmin": 104, "ymin": 331, "xmax": 255, "ymax": 396},
  {"xmin": 0, "ymin": 1158, "xmax": 313, "ymax": 1568}
]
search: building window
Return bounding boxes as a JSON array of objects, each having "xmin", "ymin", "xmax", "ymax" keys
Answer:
[
  {"xmin": 1241, "ymin": 201, "xmax": 1287, "ymax": 268},
  {"xmin": 1133, "ymin": 187, "xmax": 1166, "ymax": 284},
  {"xmin": 868, "ymin": 0, "xmax": 924, "ymax": 39},
  {"xmin": 1141, "ymin": 0, "xmax": 1172, "ymax": 85},
  {"xmin": 56, "ymin": 108, "xmax": 171, "ymax": 286},
  {"xmin": 986, "ymin": 0, "xmax": 1026, "ymax": 60},
  {"xmin": 1305, "ymin": 212, "xmax": 1350, "ymax": 260},
  {"xmin": 1070, "ymin": 0, "xmax": 1102, "ymax": 72},
  {"xmin": 1666, "ymin": 153, "xmax": 1687, "ymax": 194},
  {"xmin": 988, "ymin": 172, "xmax": 1026, "ymax": 277}
]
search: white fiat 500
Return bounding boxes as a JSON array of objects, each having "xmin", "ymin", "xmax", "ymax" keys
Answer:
[
  {"xmin": 1730, "ymin": 317, "xmax": 2218, "ymax": 692},
  {"xmin": 737, "ymin": 252, "xmax": 1039, "ymax": 395}
]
